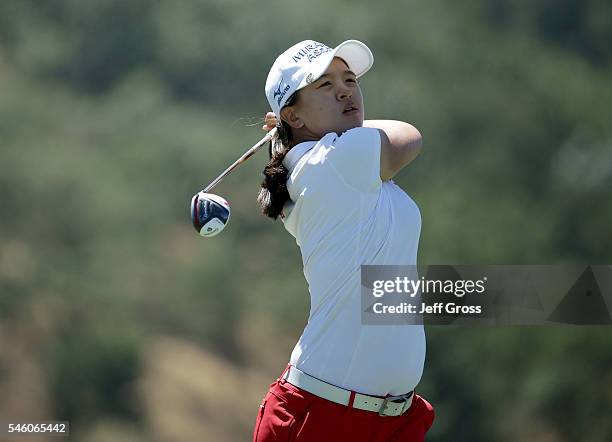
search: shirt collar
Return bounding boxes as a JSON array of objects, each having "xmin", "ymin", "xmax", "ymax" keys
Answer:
[
  {"xmin": 282, "ymin": 133, "xmax": 339, "ymax": 172},
  {"xmin": 282, "ymin": 140, "xmax": 316, "ymax": 172}
]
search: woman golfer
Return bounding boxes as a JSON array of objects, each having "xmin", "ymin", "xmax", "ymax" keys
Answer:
[{"xmin": 254, "ymin": 39, "xmax": 434, "ymax": 441}]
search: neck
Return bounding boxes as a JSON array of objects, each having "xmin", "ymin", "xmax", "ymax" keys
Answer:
[{"xmin": 290, "ymin": 126, "xmax": 324, "ymax": 147}]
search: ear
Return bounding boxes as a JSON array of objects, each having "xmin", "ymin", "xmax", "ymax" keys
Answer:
[{"xmin": 280, "ymin": 106, "xmax": 305, "ymax": 130}]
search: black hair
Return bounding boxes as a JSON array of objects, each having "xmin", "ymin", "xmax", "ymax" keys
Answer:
[{"xmin": 257, "ymin": 92, "xmax": 299, "ymax": 220}]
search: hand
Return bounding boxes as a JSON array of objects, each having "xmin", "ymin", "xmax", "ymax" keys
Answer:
[{"xmin": 262, "ymin": 112, "xmax": 277, "ymax": 132}]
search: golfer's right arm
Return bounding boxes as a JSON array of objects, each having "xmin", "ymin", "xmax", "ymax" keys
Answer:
[{"xmin": 363, "ymin": 120, "xmax": 422, "ymax": 181}]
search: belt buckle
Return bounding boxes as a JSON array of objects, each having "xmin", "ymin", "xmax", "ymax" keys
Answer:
[
  {"xmin": 378, "ymin": 398, "xmax": 393, "ymax": 416},
  {"xmin": 378, "ymin": 392, "xmax": 412, "ymax": 417}
]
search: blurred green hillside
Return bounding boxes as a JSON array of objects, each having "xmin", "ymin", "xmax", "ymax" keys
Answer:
[{"xmin": 1, "ymin": 1, "xmax": 611, "ymax": 441}]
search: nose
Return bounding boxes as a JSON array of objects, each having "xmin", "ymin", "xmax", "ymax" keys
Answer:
[{"xmin": 336, "ymin": 84, "xmax": 352, "ymax": 101}]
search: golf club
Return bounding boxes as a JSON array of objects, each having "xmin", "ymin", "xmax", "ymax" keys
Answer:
[{"xmin": 191, "ymin": 127, "xmax": 278, "ymax": 236}]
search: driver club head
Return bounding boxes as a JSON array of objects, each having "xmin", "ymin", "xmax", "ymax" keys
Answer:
[{"xmin": 190, "ymin": 192, "xmax": 231, "ymax": 237}]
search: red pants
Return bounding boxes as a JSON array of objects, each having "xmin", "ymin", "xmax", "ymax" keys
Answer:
[{"xmin": 252, "ymin": 368, "xmax": 435, "ymax": 441}]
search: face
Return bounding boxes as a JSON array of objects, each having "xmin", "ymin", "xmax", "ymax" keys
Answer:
[{"xmin": 281, "ymin": 57, "xmax": 364, "ymax": 141}]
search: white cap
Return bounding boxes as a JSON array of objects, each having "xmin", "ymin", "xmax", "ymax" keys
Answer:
[{"xmin": 265, "ymin": 39, "xmax": 374, "ymax": 116}]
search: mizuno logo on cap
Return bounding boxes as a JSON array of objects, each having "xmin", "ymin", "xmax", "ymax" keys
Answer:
[{"xmin": 274, "ymin": 82, "xmax": 291, "ymax": 106}]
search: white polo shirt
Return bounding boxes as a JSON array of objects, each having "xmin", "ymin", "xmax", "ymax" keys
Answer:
[{"xmin": 281, "ymin": 127, "xmax": 425, "ymax": 396}]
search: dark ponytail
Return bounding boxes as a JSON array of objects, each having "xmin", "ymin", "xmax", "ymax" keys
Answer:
[{"xmin": 257, "ymin": 92, "xmax": 298, "ymax": 220}]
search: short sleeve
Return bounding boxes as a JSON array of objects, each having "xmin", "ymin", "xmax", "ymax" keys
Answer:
[{"xmin": 326, "ymin": 127, "xmax": 382, "ymax": 192}]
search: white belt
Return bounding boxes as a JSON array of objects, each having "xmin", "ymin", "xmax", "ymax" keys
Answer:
[{"xmin": 281, "ymin": 365, "xmax": 414, "ymax": 417}]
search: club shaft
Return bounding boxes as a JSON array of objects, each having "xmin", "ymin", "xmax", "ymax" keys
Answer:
[{"xmin": 203, "ymin": 127, "xmax": 277, "ymax": 193}]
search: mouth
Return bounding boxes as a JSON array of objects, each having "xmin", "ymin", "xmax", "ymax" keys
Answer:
[{"xmin": 342, "ymin": 105, "xmax": 359, "ymax": 115}]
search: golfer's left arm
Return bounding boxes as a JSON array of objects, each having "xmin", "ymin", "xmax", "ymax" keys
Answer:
[{"xmin": 363, "ymin": 120, "xmax": 422, "ymax": 181}]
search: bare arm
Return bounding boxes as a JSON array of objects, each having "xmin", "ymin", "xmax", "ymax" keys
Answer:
[{"xmin": 362, "ymin": 120, "xmax": 422, "ymax": 181}]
